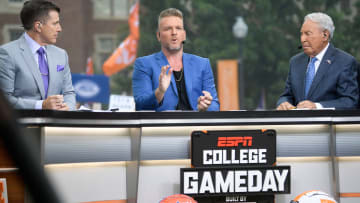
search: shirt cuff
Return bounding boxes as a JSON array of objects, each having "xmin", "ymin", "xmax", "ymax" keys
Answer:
[
  {"xmin": 315, "ymin": 102, "xmax": 323, "ymax": 109},
  {"xmin": 35, "ymin": 100, "xmax": 44, "ymax": 109}
]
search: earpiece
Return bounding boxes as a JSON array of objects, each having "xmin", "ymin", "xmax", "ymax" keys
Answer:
[{"xmin": 36, "ymin": 22, "xmax": 42, "ymax": 31}]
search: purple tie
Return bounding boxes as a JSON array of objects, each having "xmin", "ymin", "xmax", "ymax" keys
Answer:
[{"xmin": 37, "ymin": 47, "xmax": 49, "ymax": 98}]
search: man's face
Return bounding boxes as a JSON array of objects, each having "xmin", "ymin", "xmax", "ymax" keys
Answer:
[
  {"xmin": 300, "ymin": 19, "xmax": 328, "ymax": 57},
  {"xmin": 157, "ymin": 16, "xmax": 186, "ymax": 53},
  {"xmin": 38, "ymin": 10, "xmax": 62, "ymax": 45}
]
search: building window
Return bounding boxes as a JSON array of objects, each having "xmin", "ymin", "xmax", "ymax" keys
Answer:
[
  {"xmin": 0, "ymin": 0, "xmax": 24, "ymax": 14},
  {"xmin": 94, "ymin": 34, "xmax": 117, "ymax": 71},
  {"xmin": 92, "ymin": 0, "xmax": 129, "ymax": 20},
  {"xmin": 2, "ymin": 25, "xmax": 23, "ymax": 43}
]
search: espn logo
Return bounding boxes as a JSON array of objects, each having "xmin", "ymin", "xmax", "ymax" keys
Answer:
[{"xmin": 217, "ymin": 136, "xmax": 253, "ymax": 147}]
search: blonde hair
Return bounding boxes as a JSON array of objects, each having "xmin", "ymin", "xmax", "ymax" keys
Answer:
[{"xmin": 158, "ymin": 8, "xmax": 183, "ymax": 30}]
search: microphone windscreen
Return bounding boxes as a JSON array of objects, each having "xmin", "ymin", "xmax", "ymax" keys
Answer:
[
  {"xmin": 298, "ymin": 45, "xmax": 302, "ymax": 49},
  {"xmin": 182, "ymin": 40, "xmax": 186, "ymax": 44}
]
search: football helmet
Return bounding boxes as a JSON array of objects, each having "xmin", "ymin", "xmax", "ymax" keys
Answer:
[{"xmin": 290, "ymin": 190, "xmax": 337, "ymax": 203}]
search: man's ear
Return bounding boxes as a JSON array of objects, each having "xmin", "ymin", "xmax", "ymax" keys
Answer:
[
  {"xmin": 184, "ymin": 29, "xmax": 186, "ymax": 42},
  {"xmin": 157, "ymin": 32, "xmax": 160, "ymax": 41},
  {"xmin": 323, "ymin": 30, "xmax": 330, "ymax": 40},
  {"xmin": 34, "ymin": 21, "xmax": 42, "ymax": 32}
]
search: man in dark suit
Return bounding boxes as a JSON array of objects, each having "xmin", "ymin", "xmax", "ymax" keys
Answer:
[
  {"xmin": 0, "ymin": 1, "xmax": 75, "ymax": 110},
  {"xmin": 132, "ymin": 8, "xmax": 219, "ymax": 111},
  {"xmin": 277, "ymin": 12, "xmax": 358, "ymax": 110}
]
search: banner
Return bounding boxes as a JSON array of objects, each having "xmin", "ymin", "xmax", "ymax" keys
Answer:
[
  {"xmin": 102, "ymin": 2, "xmax": 139, "ymax": 76},
  {"xmin": 0, "ymin": 179, "xmax": 8, "ymax": 203},
  {"xmin": 72, "ymin": 74, "xmax": 110, "ymax": 103},
  {"xmin": 217, "ymin": 60, "xmax": 239, "ymax": 110},
  {"xmin": 86, "ymin": 57, "xmax": 94, "ymax": 75}
]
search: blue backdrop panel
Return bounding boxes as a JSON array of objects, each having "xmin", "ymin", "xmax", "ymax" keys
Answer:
[{"xmin": 72, "ymin": 74, "xmax": 110, "ymax": 103}]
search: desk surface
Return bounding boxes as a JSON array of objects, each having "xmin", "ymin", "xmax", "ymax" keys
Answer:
[{"xmin": 17, "ymin": 109, "xmax": 360, "ymax": 127}]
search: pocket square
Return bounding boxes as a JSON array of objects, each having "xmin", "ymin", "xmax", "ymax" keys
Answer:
[{"xmin": 57, "ymin": 65, "xmax": 64, "ymax": 72}]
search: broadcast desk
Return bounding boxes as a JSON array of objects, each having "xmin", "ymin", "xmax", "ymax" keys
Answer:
[{"xmin": 8, "ymin": 110, "xmax": 360, "ymax": 203}]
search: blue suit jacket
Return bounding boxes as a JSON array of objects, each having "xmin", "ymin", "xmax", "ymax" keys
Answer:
[
  {"xmin": 277, "ymin": 44, "xmax": 358, "ymax": 109},
  {"xmin": 132, "ymin": 51, "xmax": 220, "ymax": 111}
]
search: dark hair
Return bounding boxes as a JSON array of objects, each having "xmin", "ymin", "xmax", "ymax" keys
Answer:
[{"xmin": 20, "ymin": 0, "xmax": 60, "ymax": 31}]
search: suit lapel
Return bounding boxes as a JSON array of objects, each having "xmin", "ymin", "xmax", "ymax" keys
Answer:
[
  {"xmin": 19, "ymin": 35, "xmax": 46, "ymax": 99},
  {"xmin": 298, "ymin": 55, "xmax": 309, "ymax": 101},
  {"xmin": 183, "ymin": 53, "xmax": 193, "ymax": 105},
  {"xmin": 307, "ymin": 44, "xmax": 335, "ymax": 99},
  {"xmin": 46, "ymin": 46, "xmax": 57, "ymax": 96}
]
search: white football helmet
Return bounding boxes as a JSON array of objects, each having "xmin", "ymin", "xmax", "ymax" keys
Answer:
[{"xmin": 290, "ymin": 190, "xmax": 337, "ymax": 203}]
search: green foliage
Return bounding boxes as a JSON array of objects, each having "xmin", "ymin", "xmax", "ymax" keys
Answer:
[{"xmin": 113, "ymin": 0, "xmax": 360, "ymax": 109}]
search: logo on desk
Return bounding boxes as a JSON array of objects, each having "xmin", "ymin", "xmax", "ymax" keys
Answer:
[
  {"xmin": 217, "ymin": 136, "xmax": 253, "ymax": 147},
  {"xmin": 0, "ymin": 178, "xmax": 8, "ymax": 203}
]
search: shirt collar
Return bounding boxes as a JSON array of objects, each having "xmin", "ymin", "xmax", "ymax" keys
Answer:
[
  {"xmin": 314, "ymin": 42, "xmax": 329, "ymax": 62},
  {"xmin": 24, "ymin": 32, "xmax": 45, "ymax": 54}
]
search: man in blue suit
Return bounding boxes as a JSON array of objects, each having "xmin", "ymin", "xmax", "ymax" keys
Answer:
[
  {"xmin": 277, "ymin": 12, "xmax": 358, "ymax": 110},
  {"xmin": 0, "ymin": 1, "xmax": 75, "ymax": 110},
  {"xmin": 132, "ymin": 8, "xmax": 219, "ymax": 111}
]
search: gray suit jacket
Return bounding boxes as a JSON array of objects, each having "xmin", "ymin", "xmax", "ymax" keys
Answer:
[
  {"xmin": 277, "ymin": 44, "xmax": 358, "ymax": 109},
  {"xmin": 0, "ymin": 34, "xmax": 76, "ymax": 110}
]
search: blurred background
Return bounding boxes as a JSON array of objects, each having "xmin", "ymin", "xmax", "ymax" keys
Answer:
[{"xmin": 1, "ymin": 0, "xmax": 360, "ymax": 110}]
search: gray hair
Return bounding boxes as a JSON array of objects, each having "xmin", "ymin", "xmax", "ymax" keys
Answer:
[{"xmin": 304, "ymin": 12, "xmax": 335, "ymax": 40}]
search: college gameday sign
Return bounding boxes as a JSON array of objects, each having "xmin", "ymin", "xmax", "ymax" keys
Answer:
[
  {"xmin": 181, "ymin": 166, "xmax": 290, "ymax": 196},
  {"xmin": 191, "ymin": 130, "xmax": 276, "ymax": 167},
  {"xmin": 180, "ymin": 130, "xmax": 291, "ymax": 201}
]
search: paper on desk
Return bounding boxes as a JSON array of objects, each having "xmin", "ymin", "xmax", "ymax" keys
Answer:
[
  {"xmin": 78, "ymin": 105, "xmax": 113, "ymax": 112},
  {"xmin": 78, "ymin": 105, "xmax": 92, "ymax": 111},
  {"xmin": 292, "ymin": 107, "xmax": 335, "ymax": 110}
]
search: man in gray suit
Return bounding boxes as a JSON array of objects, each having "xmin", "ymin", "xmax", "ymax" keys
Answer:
[
  {"xmin": 277, "ymin": 12, "xmax": 358, "ymax": 110},
  {"xmin": 0, "ymin": 0, "xmax": 75, "ymax": 110}
]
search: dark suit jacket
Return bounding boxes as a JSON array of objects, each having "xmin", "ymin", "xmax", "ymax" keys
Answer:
[
  {"xmin": 132, "ymin": 51, "xmax": 220, "ymax": 111},
  {"xmin": 277, "ymin": 44, "xmax": 358, "ymax": 109},
  {"xmin": 0, "ymin": 34, "xmax": 76, "ymax": 109}
]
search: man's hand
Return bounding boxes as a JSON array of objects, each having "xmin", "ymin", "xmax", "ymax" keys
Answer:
[
  {"xmin": 197, "ymin": 91, "xmax": 213, "ymax": 112},
  {"xmin": 296, "ymin": 100, "xmax": 316, "ymax": 109},
  {"xmin": 42, "ymin": 95, "xmax": 67, "ymax": 110},
  {"xmin": 276, "ymin": 101, "xmax": 296, "ymax": 110},
  {"xmin": 58, "ymin": 103, "xmax": 69, "ymax": 111},
  {"xmin": 158, "ymin": 65, "xmax": 173, "ymax": 93},
  {"xmin": 155, "ymin": 65, "xmax": 173, "ymax": 103}
]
